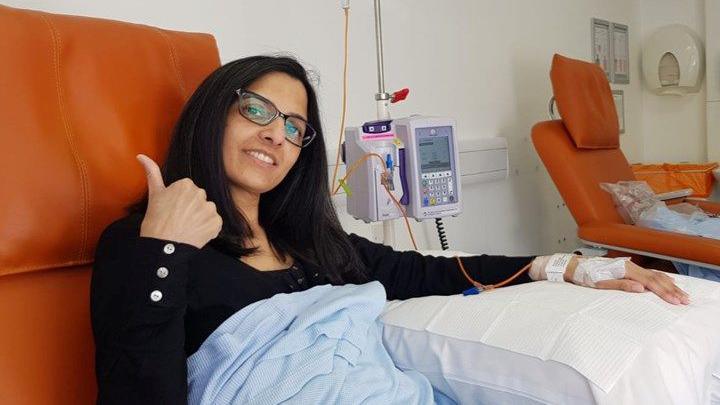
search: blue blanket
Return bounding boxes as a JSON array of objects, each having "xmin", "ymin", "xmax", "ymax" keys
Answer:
[
  {"xmin": 638, "ymin": 205, "xmax": 720, "ymax": 282},
  {"xmin": 187, "ymin": 282, "xmax": 436, "ymax": 404}
]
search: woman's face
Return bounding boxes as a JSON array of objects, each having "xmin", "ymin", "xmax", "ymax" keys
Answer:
[{"xmin": 223, "ymin": 72, "xmax": 307, "ymax": 201}]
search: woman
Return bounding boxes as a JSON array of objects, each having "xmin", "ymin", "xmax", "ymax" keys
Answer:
[{"xmin": 90, "ymin": 55, "xmax": 688, "ymax": 404}]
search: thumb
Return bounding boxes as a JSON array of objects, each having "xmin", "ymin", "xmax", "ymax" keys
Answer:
[
  {"xmin": 136, "ymin": 154, "xmax": 165, "ymax": 195},
  {"xmin": 595, "ymin": 279, "xmax": 645, "ymax": 293}
]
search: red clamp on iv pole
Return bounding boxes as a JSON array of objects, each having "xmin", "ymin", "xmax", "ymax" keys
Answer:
[{"xmin": 391, "ymin": 88, "xmax": 409, "ymax": 103}]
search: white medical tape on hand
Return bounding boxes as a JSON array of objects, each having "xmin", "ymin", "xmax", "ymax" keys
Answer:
[
  {"xmin": 545, "ymin": 254, "xmax": 574, "ymax": 282},
  {"xmin": 529, "ymin": 255, "xmax": 551, "ymax": 281},
  {"xmin": 572, "ymin": 257, "xmax": 629, "ymax": 287}
]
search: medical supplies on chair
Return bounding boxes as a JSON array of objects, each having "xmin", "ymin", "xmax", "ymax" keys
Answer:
[
  {"xmin": 600, "ymin": 181, "xmax": 663, "ymax": 224},
  {"xmin": 601, "ymin": 181, "xmax": 720, "ymax": 281}
]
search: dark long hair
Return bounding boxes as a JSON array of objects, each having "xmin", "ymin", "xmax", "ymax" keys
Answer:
[{"xmin": 129, "ymin": 55, "xmax": 368, "ymax": 284}]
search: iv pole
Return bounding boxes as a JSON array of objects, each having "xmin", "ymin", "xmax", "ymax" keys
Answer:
[{"xmin": 372, "ymin": 0, "xmax": 396, "ymax": 246}]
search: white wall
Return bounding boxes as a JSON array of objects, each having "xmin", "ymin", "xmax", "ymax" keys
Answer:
[
  {"xmin": 6, "ymin": 0, "xmax": 706, "ymax": 256},
  {"xmin": 706, "ymin": 0, "xmax": 720, "ymax": 163}
]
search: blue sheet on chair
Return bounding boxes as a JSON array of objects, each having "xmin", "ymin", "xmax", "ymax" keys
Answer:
[
  {"xmin": 187, "ymin": 281, "xmax": 437, "ymax": 405},
  {"xmin": 638, "ymin": 204, "xmax": 720, "ymax": 282}
]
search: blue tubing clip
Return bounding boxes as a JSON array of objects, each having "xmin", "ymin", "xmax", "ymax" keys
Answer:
[{"xmin": 462, "ymin": 286, "xmax": 481, "ymax": 296}]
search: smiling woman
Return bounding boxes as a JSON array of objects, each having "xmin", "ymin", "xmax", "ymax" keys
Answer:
[
  {"xmin": 124, "ymin": 56, "xmax": 367, "ymax": 280},
  {"xmin": 90, "ymin": 55, "xmax": 689, "ymax": 405},
  {"xmin": 91, "ymin": 55, "xmax": 540, "ymax": 403}
]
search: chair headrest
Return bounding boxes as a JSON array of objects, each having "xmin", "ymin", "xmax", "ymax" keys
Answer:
[
  {"xmin": 0, "ymin": 5, "xmax": 220, "ymax": 276},
  {"xmin": 550, "ymin": 54, "xmax": 620, "ymax": 149}
]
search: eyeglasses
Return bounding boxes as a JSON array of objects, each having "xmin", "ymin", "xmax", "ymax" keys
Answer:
[{"xmin": 235, "ymin": 89, "xmax": 317, "ymax": 148}]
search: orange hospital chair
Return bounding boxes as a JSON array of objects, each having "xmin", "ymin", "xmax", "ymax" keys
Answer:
[
  {"xmin": 532, "ymin": 54, "xmax": 720, "ymax": 271},
  {"xmin": 0, "ymin": 5, "xmax": 219, "ymax": 404}
]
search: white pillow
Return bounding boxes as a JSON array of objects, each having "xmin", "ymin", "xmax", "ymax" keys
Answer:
[{"xmin": 380, "ymin": 272, "xmax": 720, "ymax": 405}]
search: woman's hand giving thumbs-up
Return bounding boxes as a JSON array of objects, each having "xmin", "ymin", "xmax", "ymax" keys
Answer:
[{"xmin": 136, "ymin": 154, "xmax": 223, "ymax": 249}]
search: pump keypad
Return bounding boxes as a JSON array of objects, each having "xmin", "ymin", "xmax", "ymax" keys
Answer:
[{"xmin": 421, "ymin": 171, "xmax": 455, "ymax": 206}]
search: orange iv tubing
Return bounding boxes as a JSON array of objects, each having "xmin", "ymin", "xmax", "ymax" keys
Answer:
[{"xmin": 332, "ymin": 152, "xmax": 531, "ymax": 294}]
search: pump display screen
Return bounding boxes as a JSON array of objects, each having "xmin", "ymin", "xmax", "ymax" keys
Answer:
[{"xmin": 418, "ymin": 128, "xmax": 452, "ymax": 173}]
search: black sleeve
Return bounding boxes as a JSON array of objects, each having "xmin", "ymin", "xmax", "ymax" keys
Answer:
[
  {"xmin": 348, "ymin": 233, "xmax": 535, "ymax": 300},
  {"xmin": 90, "ymin": 216, "xmax": 199, "ymax": 405}
]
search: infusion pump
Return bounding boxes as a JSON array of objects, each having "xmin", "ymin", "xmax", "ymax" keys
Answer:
[{"xmin": 344, "ymin": 116, "xmax": 462, "ymax": 223}]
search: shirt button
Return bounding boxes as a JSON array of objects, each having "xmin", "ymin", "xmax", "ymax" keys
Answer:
[
  {"xmin": 150, "ymin": 290, "xmax": 163, "ymax": 302},
  {"xmin": 297, "ymin": 277, "xmax": 304, "ymax": 284},
  {"xmin": 163, "ymin": 243, "xmax": 175, "ymax": 254},
  {"xmin": 156, "ymin": 267, "xmax": 169, "ymax": 279}
]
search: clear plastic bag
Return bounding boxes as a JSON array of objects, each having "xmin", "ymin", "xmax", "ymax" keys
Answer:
[{"xmin": 599, "ymin": 181, "xmax": 663, "ymax": 224}]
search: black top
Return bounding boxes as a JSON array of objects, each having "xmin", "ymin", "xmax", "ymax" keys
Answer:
[{"xmin": 90, "ymin": 213, "xmax": 534, "ymax": 404}]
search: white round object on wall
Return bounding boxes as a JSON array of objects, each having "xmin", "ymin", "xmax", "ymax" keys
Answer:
[{"xmin": 642, "ymin": 24, "xmax": 704, "ymax": 95}]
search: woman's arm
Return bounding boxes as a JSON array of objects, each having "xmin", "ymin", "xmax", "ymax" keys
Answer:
[
  {"xmin": 348, "ymin": 233, "xmax": 689, "ymax": 305},
  {"xmin": 91, "ymin": 216, "xmax": 199, "ymax": 404},
  {"xmin": 347, "ymin": 233, "xmax": 535, "ymax": 300}
]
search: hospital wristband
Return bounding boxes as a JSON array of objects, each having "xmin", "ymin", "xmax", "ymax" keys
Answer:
[{"xmin": 545, "ymin": 254, "xmax": 574, "ymax": 282}]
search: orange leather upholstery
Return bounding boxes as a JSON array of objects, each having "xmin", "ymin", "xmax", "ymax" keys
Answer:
[
  {"xmin": 532, "ymin": 120, "xmax": 633, "ymax": 226},
  {"xmin": 0, "ymin": 5, "xmax": 220, "ymax": 404},
  {"xmin": 579, "ymin": 223, "xmax": 720, "ymax": 265},
  {"xmin": 550, "ymin": 54, "xmax": 620, "ymax": 149},
  {"xmin": 533, "ymin": 54, "xmax": 720, "ymax": 268}
]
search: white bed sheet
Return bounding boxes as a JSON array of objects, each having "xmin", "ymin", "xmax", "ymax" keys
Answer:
[
  {"xmin": 380, "ymin": 258, "xmax": 720, "ymax": 404},
  {"xmin": 383, "ymin": 306, "xmax": 720, "ymax": 404}
]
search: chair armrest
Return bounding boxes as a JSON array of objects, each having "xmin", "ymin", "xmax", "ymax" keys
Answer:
[
  {"xmin": 685, "ymin": 199, "xmax": 720, "ymax": 216},
  {"xmin": 579, "ymin": 222, "xmax": 720, "ymax": 267},
  {"xmin": 656, "ymin": 188, "xmax": 693, "ymax": 201}
]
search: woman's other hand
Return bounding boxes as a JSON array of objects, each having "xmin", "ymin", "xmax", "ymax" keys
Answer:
[
  {"xmin": 136, "ymin": 154, "xmax": 223, "ymax": 248},
  {"xmin": 592, "ymin": 260, "xmax": 690, "ymax": 305}
]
